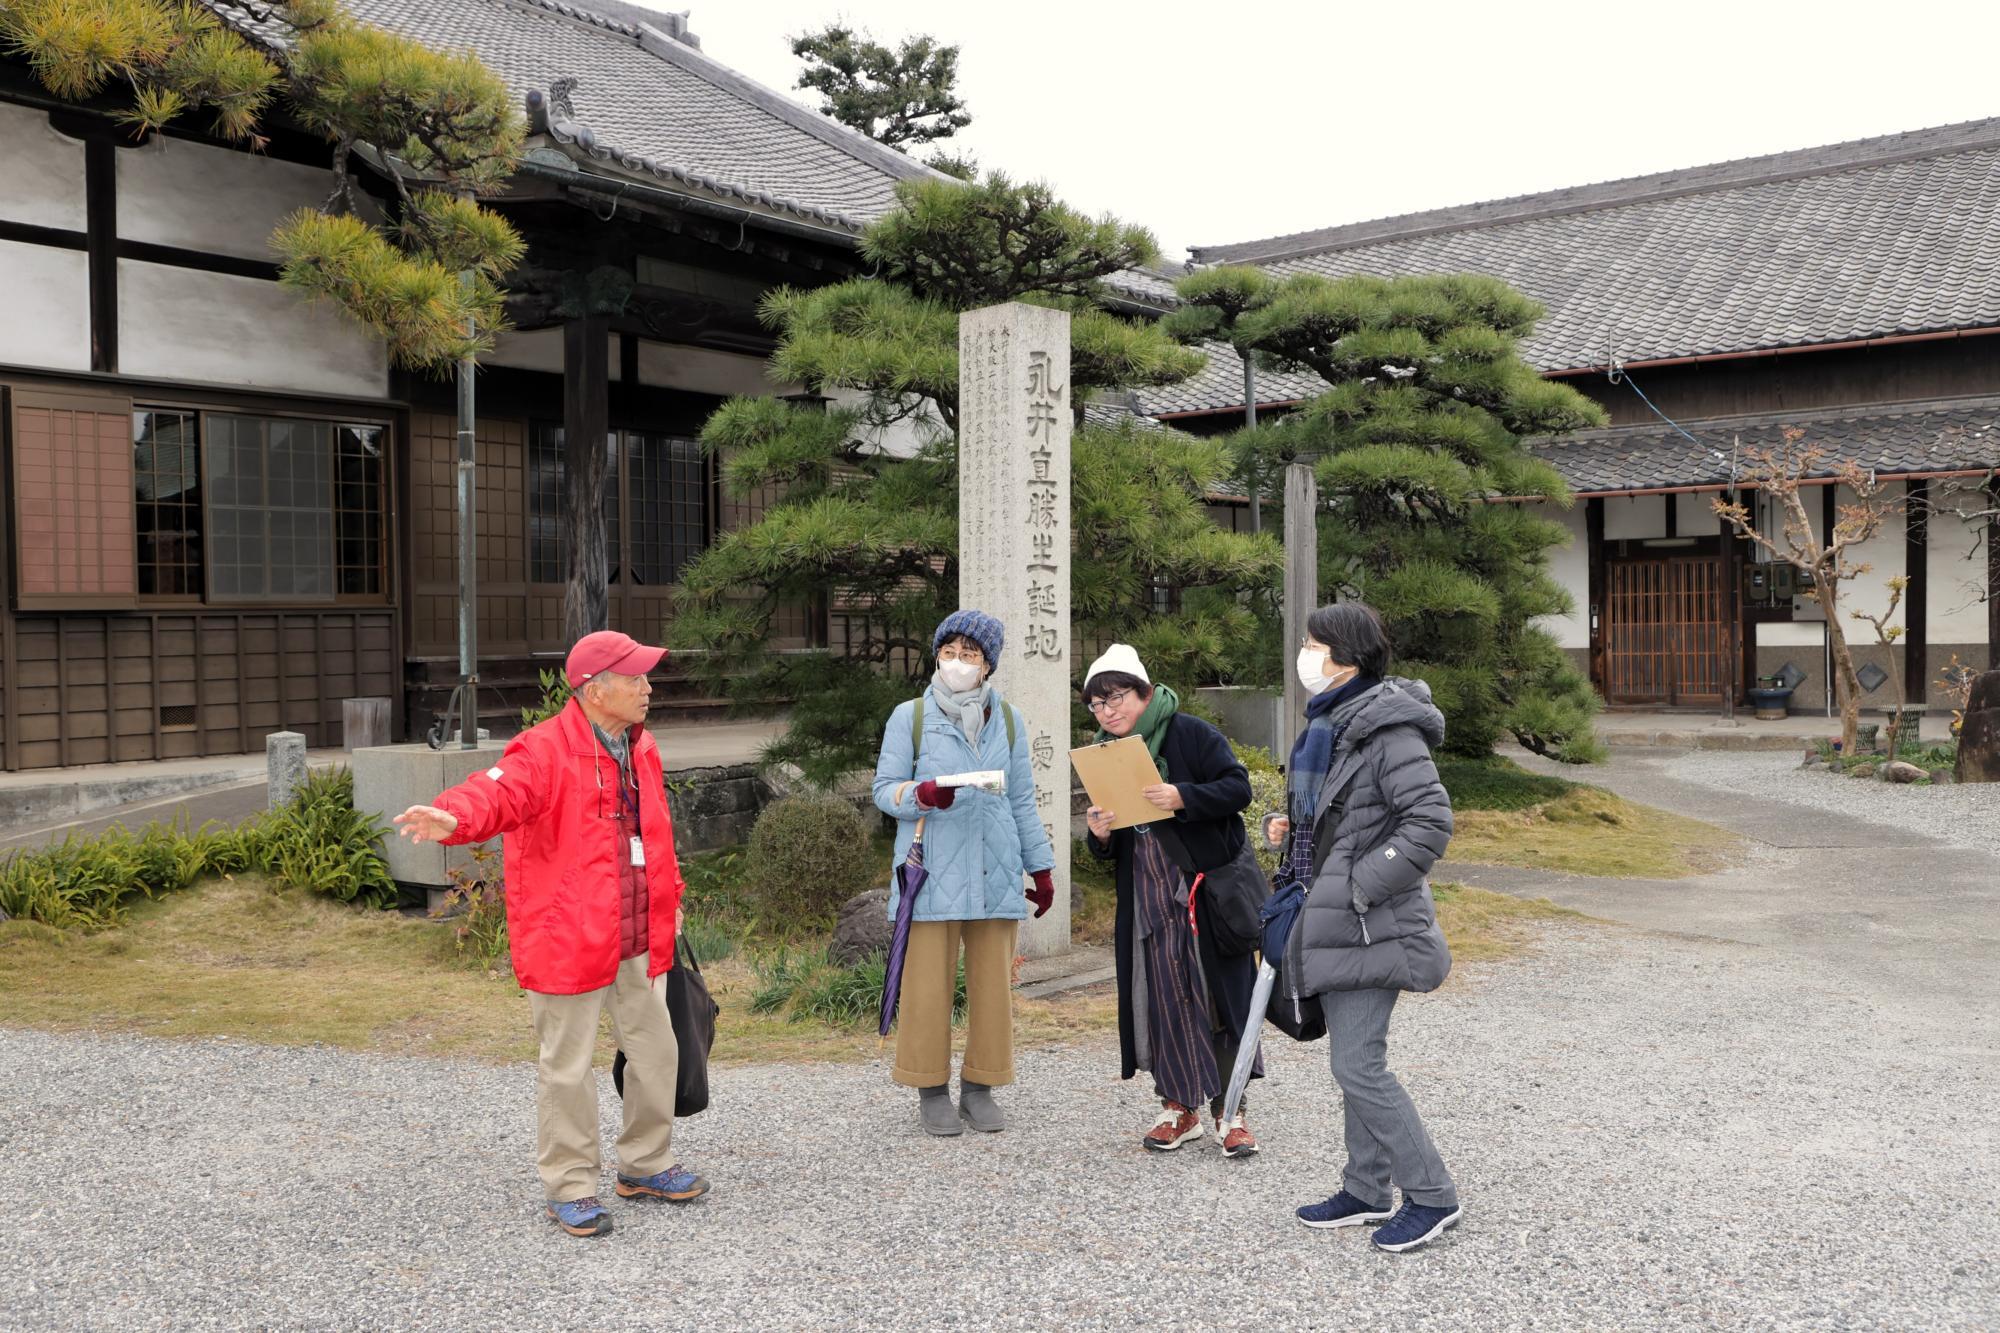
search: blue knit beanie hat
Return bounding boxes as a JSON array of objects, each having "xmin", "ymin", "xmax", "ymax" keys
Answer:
[{"xmin": 933, "ymin": 609, "xmax": 1005, "ymax": 674}]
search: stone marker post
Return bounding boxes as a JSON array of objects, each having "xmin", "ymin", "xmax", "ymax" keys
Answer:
[
  {"xmin": 958, "ymin": 302, "xmax": 1071, "ymax": 958},
  {"xmin": 1281, "ymin": 463, "xmax": 1320, "ymax": 734},
  {"xmin": 266, "ymin": 731, "xmax": 306, "ymax": 811}
]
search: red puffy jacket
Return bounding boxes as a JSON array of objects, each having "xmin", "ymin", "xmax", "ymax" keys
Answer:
[{"xmin": 433, "ymin": 699, "xmax": 684, "ymax": 995}]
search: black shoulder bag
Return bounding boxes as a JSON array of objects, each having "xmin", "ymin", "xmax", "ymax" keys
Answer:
[{"xmin": 612, "ymin": 932, "xmax": 719, "ymax": 1118}]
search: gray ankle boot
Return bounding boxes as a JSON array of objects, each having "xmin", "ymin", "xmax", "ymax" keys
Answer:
[
  {"xmin": 958, "ymin": 1080, "xmax": 1005, "ymax": 1133},
  {"xmin": 918, "ymin": 1083, "xmax": 963, "ymax": 1137}
]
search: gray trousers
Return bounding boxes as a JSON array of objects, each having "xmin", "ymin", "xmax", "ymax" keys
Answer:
[{"xmin": 1320, "ymin": 988, "xmax": 1458, "ymax": 1209}]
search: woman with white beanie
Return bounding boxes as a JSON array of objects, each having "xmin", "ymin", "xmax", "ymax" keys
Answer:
[{"xmin": 1082, "ymin": 644, "xmax": 1262, "ymax": 1156}]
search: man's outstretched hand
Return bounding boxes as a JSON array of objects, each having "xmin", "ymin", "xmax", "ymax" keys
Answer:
[{"xmin": 394, "ymin": 805, "xmax": 459, "ymax": 844}]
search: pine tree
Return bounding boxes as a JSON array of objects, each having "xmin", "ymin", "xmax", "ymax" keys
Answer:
[
  {"xmin": 791, "ymin": 24, "xmax": 970, "ymax": 151},
  {"xmin": 1229, "ymin": 271, "xmax": 1608, "ymax": 761},
  {"xmin": 1, "ymin": 0, "xmax": 524, "ymax": 371},
  {"xmin": 673, "ymin": 175, "xmax": 1278, "ymax": 785}
]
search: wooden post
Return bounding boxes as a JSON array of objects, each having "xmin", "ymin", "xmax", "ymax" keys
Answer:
[
  {"xmin": 1905, "ymin": 479, "xmax": 1929, "ymax": 710},
  {"xmin": 563, "ymin": 314, "xmax": 611, "ymax": 643},
  {"xmin": 1281, "ymin": 462, "xmax": 1319, "ymax": 736}
]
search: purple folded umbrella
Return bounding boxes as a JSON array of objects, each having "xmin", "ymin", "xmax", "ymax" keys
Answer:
[{"xmin": 878, "ymin": 819, "xmax": 928, "ymax": 1039}]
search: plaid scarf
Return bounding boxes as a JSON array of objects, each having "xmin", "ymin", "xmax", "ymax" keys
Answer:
[{"xmin": 1279, "ymin": 676, "xmax": 1381, "ymax": 887}]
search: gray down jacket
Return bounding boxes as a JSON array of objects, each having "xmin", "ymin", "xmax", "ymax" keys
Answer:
[{"xmin": 1288, "ymin": 678, "xmax": 1455, "ymax": 996}]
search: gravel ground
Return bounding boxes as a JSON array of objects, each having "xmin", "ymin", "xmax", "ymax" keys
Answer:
[
  {"xmin": 4, "ymin": 923, "xmax": 1995, "ymax": 1331},
  {"xmin": 1660, "ymin": 749, "xmax": 2000, "ymax": 858}
]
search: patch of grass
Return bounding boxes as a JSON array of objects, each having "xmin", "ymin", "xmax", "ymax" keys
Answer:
[
  {"xmin": 1448, "ymin": 786, "xmax": 1737, "ymax": 879},
  {"xmin": 1437, "ymin": 755, "xmax": 1579, "ymax": 812},
  {"xmin": 1433, "ymin": 882, "xmax": 1583, "ymax": 963},
  {"xmin": 0, "ymin": 876, "xmax": 538, "ymax": 1061}
]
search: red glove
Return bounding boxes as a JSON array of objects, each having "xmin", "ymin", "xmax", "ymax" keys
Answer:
[
  {"xmin": 915, "ymin": 780, "xmax": 955, "ymax": 810},
  {"xmin": 1027, "ymin": 869, "xmax": 1055, "ymax": 918}
]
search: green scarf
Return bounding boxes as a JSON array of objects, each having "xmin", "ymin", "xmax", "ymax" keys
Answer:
[{"xmin": 1096, "ymin": 683, "xmax": 1179, "ymax": 781}]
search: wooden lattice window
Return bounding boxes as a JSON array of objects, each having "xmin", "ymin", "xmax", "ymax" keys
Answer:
[
  {"xmin": 205, "ymin": 413, "xmax": 388, "ymax": 603},
  {"xmin": 335, "ymin": 425, "xmax": 386, "ymax": 596},
  {"xmin": 135, "ymin": 409, "xmax": 203, "ymax": 598},
  {"xmin": 527, "ymin": 424, "xmax": 619, "ymax": 584},
  {"xmin": 10, "ymin": 390, "xmax": 137, "ymax": 609},
  {"xmin": 625, "ymin": 432, "xmax": 708, "ymax": 587}
]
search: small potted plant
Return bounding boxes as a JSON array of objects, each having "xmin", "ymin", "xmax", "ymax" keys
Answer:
[{"xmin": 1746, "ymin": 673, "xmax": 1795, "ymax": 720}]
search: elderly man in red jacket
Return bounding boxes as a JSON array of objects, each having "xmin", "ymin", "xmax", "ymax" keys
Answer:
[{"xmin": 395, "ymin": 630, "xmax": 705, "ymax": 1238}]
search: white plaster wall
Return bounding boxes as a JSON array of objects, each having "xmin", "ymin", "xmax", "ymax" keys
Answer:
[
  {"xmin": 828, "ymin": 387, "xmax": 945, "ymax": 461},
  {"xmin": 0, "ymin": 102, "xmax": 86, "ymax": 230},
  {"xmin": 637, "ymin": 341, "xmax": 792, "ymax": 398},
  {"xmin": 1837, "ymin": 484, "xmax": 1907, "ymax": 625},
  {"xmin": 117, "ymin": 261, "xmax": 388, "ymax": 398},
  {"xmin": 1675, "ymin": 490, "xmax": 1722, "ymax": 535},
  {"xmin": 1603, "ymin": 493, "xmax": 1669, "ymax": 540},
  {"xmin": 117, "ymin": 136, "xmax": 373, "ymax": 261},
  {"xmin": 1538, "ymin": 501, "xmax": 1589, "ymax": 649},
  {"xmin": 486, "ymin": 327, "xmax": 572, "ymax": 376},
  {"xmin": 0, "ymin": 241, "xmax": 90, "ymax": 370},
  {"xmin": 1927, "ymin": 499, "xmax": 1989, "ymax": 644}
]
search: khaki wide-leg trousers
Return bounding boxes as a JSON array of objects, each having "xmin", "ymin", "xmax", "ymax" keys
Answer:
[
  {"xmin": 892, "ymin": 918, "xmax": 1018, "ymax": 1089},
  {"xmin": 526, "ymin": 952, "xmax": 678, "ymax": 1202}
]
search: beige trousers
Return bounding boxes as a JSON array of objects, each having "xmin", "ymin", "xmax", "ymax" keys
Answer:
[
  {"xmin": 526, "ymin": 952, "xmax": 678, "ymax": 1202},
  {"xmin": 891, "ymin": 918, "xmax": 1018, "ymax": 1089}
]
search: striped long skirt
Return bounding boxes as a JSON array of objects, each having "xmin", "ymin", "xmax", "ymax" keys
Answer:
[{"xmin": 1132, "ymin": 825, "xmax": 1220, "ymax": 1111}]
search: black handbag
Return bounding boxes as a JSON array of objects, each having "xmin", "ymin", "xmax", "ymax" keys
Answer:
[
  {"xmin": 1155, "ymin": 823, "xmax": 1269, "ymax": 957},
  {"xmin": 612, "ymin": 933, "xmax": 719, "ymax": 1118}
]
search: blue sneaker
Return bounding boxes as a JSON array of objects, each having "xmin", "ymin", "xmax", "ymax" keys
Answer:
[
  {"xmin": 546, "ymin": 1195, "xmax": 612, "ymax": 1237},
  {"xmin": 1296, "ymin": 1189, "xmax": 1395, "ymax": 1230},
  {"xmin": 1372, "ymin": 1200, "xmax": 1463, "ymax": 1252},
  {"xmin": 615, "ymin": 1163, "xmax": 709, "ymax": 1203}
]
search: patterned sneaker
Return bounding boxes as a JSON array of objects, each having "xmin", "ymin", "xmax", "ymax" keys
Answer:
[
  {"xmin": 1142, "ymin": 1102, "xmax": 1204, "ymax": 1151},
  {"xmin": 1296, "ymin": 1190, "xmax": 1395, "ymax": 1230},
  {"xmin": 546, "ymin": 1196, "xmax": 613, "ymax": 1237},
  {"xmin": 1372, "ymin": 1200, "xmax": 1463, "ymax": 1252},
  {"xmin": 615, "ymin": 1164, "xmax": 709, "ymax": 1203},
  {"xmin": 1217, "ymin": 1112, "xmax": 1259, "ymax": 1158}
]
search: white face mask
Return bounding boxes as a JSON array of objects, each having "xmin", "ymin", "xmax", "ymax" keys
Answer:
[
  {"xmin": 937, "ymin": 659, "xmax": 984, "ymax": 693},
  {"xmin": 1297, "ymin": 648, "xmax": 1356, "ymax": 695}
]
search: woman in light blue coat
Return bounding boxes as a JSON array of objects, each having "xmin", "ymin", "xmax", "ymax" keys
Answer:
[{"xmin": 872, "ymin": 609, "xmax": 1057, "ymax": 1137}]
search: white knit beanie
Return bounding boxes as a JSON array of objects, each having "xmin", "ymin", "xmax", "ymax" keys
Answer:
[{"xmin": 1083, "ymin": 643, "xmax": 1150, "ymax": 689}]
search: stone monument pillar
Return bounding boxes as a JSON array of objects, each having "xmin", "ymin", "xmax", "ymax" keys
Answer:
[{"xmin": 958, "ymin": 302, "xmax": 1071, "ymax": 958}]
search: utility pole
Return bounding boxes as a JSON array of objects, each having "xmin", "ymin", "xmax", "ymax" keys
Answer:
[{"xmin": 455, "ymin": 267, "xmax": 479, "ymax": 748}]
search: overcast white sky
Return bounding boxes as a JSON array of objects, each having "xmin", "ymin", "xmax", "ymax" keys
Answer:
[{"xmin": 633, "ymin": 0, "xmax": 2000, "ymax": 262}]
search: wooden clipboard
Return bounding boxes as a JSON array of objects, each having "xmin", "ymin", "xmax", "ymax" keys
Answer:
[{"xmin": 1068, "ymin": 735, "xmax": 1171, "ymax": 829}]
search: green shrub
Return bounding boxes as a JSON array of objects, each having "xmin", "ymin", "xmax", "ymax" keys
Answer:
[
  {"xmin": 1232, "ymin": 742, "xmax": 1288, "ymax": 875},
  {"xmin": 741, "ymin": 795, "xmax": 880, "ymax": 928},
  {"xmin": 0, "ymin": 767, "xmax": 397, "ymax": 929},
  {"xmin": 433, "ymin": 844, "xmax": 508, "ymax": 969},
  {"xmin": 679, "ymin": 915, "xmax": 739, "ymax": 964},
  {"xmin": 748, "ymin": 942, "xmax": 963, "ymax": 1027},
  {"xmin": 1436, "ymin": 755, "xmax": 1578, "ymax": 812},
  {"xmin": 520, "ymin": 667, "xmax": 572, "ymax": 729},
  {"xmin": 681, "ymin": 848, "xmax": 752, "ymax": 922},
  {"xmin": 261, "ymin": 768, "xmax": 398, "ymax": 908}
]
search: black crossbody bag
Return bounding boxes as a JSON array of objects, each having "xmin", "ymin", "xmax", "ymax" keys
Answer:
[{"xmin": 1151, "ymin": 821, "xmax": 1269, "ymax": 956}]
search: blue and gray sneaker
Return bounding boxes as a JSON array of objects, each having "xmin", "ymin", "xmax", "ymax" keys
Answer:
[
  {"xmin": 615, "ymin": 1163, "xmax": 709, "ymax": 1203},
  {"xmin": 1372, "ymin": 1200, "xmax": 1463, "ymax": 1252},
  {"xmin": 546, "ymin": 1195, "xmax": 612, "ymax": 1237},
  {"xmin": 1296, "ymin": 1190, "xmax": 1396, "ymax": 1230}
]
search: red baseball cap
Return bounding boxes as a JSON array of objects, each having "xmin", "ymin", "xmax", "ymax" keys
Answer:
[{"xmin": 565, "ymin": 630, "xmax": 667, "ymax": 689}]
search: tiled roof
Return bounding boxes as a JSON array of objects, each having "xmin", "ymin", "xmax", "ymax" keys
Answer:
[
  {"xmin": 1531, "ymin": 395, "xmax": 2000, "ymax": 495},
  {"xmin": 1134, "ymin": 342, "xmax": 1327, "ymax": 418},
  {"xmin": 1176, "ymin": 118, "xmax": 2000, "ymax": 396},
  {"xmin": 214, "ymin": 0, "xmax": 929, "ymax": 230}
]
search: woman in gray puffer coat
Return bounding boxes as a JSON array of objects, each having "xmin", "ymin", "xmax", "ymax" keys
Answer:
[{"xmin": 1268, "ymin": 602, "xmax": 1462, "ymax": 1254}]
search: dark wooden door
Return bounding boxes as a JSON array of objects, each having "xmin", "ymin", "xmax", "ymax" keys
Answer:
[{"xmin": 1603, "ymin": 555, "xmax": 1729, "ymax": 705}]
